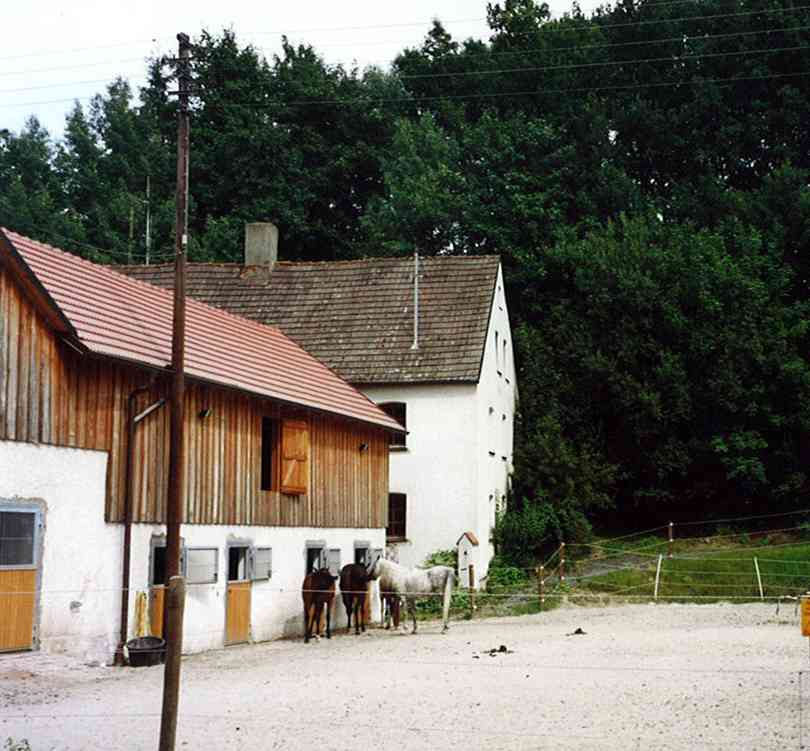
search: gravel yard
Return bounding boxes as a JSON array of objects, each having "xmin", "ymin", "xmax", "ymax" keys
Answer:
[{"xmin": 1, "ymin": 602, "xmax": 806, "ymax": 751}]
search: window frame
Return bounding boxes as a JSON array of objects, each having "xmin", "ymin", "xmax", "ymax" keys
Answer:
[
  {"xmin": 305, "ymin": 540, "xmax": 327, "ymax": 574},
  {"xmin": 0, "ymin": 505, "xmax": 42, "ymax": 571},
  {"xmin": 149, "ymin": 535, "xmax": 186, "ymax": 586},
  {"xmin": 185, "ymin": 546, "xmax": 219, "ymax": 585},
  {"xmin": 386, "ymin": 493, "xmax": 407, "ymax": 541},
  {"xmin": 252, "ymin": 546, "xmax": 273, "ymax": 581},
  {"xmin": 326, "ymin": 548, "xmax": 342, "ymax": 577},
  {"xmin": 379, "ymin": 402, "xmax": 407, "ymax": 449},
  {"xmin": 354, "ymin": 540, "xmax": 371, "ymax": 565}
]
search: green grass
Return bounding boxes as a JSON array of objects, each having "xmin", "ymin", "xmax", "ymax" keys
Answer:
[{"xmin": 574, "ymin": 538, "xmax": 810, "ymax": 603}]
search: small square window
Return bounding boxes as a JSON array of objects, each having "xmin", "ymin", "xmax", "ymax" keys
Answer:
[
  {"xmin": 253, "ymin": 547, "xmax": 273, "ymax": 580},
  {"xmin": 186, "ymin": 548, "xmax": 218, "ymax": 584}
]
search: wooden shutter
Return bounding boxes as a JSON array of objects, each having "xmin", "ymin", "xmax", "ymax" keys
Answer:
[{"xmin": 281, "ymin": 418, "xmax": 309, "ymax": 495}]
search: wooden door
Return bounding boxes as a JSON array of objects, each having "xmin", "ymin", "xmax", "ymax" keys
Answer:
[
  {"xmin": 226, "ymin": 582, "xmax": 251, "ymax": 644},
  {"xmin": 225, "ymin": 546, "xmax": 251, "ymax": 644},
  {"xmin": 149, "ymin": 586, "xmax": 165, "ymax": 638},
  {"xmin": 0, "ymin": 509, "xmax": 39, "ymax": 652}
]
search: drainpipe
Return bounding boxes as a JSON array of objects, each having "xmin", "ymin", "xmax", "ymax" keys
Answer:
[{"xmin": 114, "ymin": 387, "xmax": 166, "ymax": 666}]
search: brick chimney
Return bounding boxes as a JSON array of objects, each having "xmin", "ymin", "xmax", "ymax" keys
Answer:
[{"xmin": 244, "ymin": 222, "xmax": 278, "ymax": 268}]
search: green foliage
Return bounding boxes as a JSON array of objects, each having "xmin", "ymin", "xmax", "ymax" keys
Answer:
[
  {"xmin": 4, "ymin": 4, "xmax": 810, "ymax": 562},
  {"xmin": 4, "ymin": 739, "xmax": 31, "ymax": 751},
  {"xmin": 422, "ymin": 548, "xmax": 457, "ymax": 569}
]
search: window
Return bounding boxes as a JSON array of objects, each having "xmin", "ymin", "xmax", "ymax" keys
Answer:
[
  {"xmin": 281, "ymin": 419, "xmax": 310, "ymax": 495},
  {"xmin": 0, "ymin": 510, "xmax": 37, "ymax": 568},
  {"xmin": 260, "ymin": 417, "xmax": 279, "ymax": 491},
  {"xmin": 379, "ymin": 402, "xmax": 406, "ymax": 448},
  {"xmin": 387, "ymin": 493, "xmax": 407, "ymax": 540},
  {"xmin": 327, "ymin": 548, "xmax": 341, "ymax": 577},
  {"xmin": 354, "ymin": 541, "xmax": 370, "ymax": 565},
  {"xmin": 252, "ymin": 547, "xmax": 273, "ymax": 580},
  {"xmin": 186, "ymin": 548, "xmax": 218, "ymax": 584},
  {"xmin": 228, "ymin": 546, "xmax": 250, "ymax": 582},
  {"xmin": 306, "ymin": 541, "xmax": 326, "ymax": 573},
  {"xmin": 150, "ymin": 537, "xmax": 186, "ymax": 586}
]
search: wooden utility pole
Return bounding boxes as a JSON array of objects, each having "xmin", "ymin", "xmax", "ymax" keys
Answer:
[
  {"xmin": 158, "ymin": 578, "xmax": 187, "ymax": 751},
  {"xmin": 159, "ymin": 31, "xmax": 191, "ymax": 751}
]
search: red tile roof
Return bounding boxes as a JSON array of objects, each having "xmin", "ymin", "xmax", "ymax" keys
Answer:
[{"xmin": 1, "ymin": 229, "xmax": 404, "ymax": 433}]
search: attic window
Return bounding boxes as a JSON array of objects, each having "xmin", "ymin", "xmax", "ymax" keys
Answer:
[
  {"xmin": 260, "ymin": 417, "xmax": 279, "ymax": 491},
  {"xmin": 379, "ymin": 402, "xmax": 406, "ymax": 449}
]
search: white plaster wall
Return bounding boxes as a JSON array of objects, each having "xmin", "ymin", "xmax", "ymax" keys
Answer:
[
  {"xmin": 362, "ymin": 382, "xmax": 478, "ymax": 571},
  {"xmin": 475, "ymin": 264, "xmax": 517, "ymax": 582},
  {"xmin": 362, "ymin": 264, "xmax": 517, "ymax": 585},
  {"xmin": 0, "ymin": 440, "xmax": 120, "ymax": 663},
  {"xmin": 0, "ymin": 439, "xmax": 386, "ymax": 662},
  {"xmin": 128, "ymin": 525, "xmax": 386, "ymax": 654}
]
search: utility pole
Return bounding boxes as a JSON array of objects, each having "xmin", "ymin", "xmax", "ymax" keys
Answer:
[{"xmin": 158, "ymin": 31, "xmax": 191, "ymax": 751}]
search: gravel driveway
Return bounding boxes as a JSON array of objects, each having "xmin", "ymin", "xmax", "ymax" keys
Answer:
[{"xmin": 1, "ymin": 602, "xmax": 806, "ymax": 750}]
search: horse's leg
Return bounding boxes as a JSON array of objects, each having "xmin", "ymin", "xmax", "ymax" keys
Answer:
[
  {"xmin": 359, "ymin": 592, "xmax": 366, "ymax": 633},
  {"xmin": 408, "ymin": 596, "xmax": 417, "ymax": 634},
  {"xmin": 441, "ymin": 575, "xmax": 452, "ymax": 632},
  {"xmin": 343, "ymin": 594, "xmax": 352, "ymax": 632},
  {"xmin": 304, "ymin": 602, "xmax": 312, "ymax": 643},
  {"xmin": 326, "ymin": 598, "xmax": 332, "ymax": 639}
]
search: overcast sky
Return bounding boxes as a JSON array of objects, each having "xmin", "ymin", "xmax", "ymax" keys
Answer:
[{"xmin": 2, "ymin": 0, "xmax": 603, "ymax": 138}]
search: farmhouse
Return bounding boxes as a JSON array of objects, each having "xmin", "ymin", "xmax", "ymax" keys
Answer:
[
  {"xmin": 119, "ymin": 225, "xmax": 517, "ymax": 584},
  {"xmin": 0, "ymin": 228, "xmax": 403, "ymax": 661}
]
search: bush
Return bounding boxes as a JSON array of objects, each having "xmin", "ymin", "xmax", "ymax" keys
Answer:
[{"xmin": 422, "ymin": 549, "xmax": 457, "ymax": 569}]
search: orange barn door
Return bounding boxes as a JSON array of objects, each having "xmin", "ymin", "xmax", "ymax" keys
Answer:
[
  {"xmin": 225, "ymin": 547, "xmax": 251, "ymax": 644},
  {"xmin": 0, "ymin": 509, "xmax": 40, "ymax": 652},
  {"xmin": 149, "ymin": 586, "xmax": 165, "ymax": 638}
]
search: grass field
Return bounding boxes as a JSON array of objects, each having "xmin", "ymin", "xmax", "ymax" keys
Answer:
[{"xmin": 571, "ymin": 534, "xmax": 810, "ymax": 602}]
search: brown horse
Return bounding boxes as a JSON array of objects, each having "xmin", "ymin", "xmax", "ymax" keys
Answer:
[
  {"xmin": 302, "ymin": 568, "xmax": 337, "ymax": 643},
  {"xmin": 339, "ymin": 563, "xmax": 372, "ymax": 635},
  {"xmin": 382, "ymin": 588, "xmax": 401, "ymax": 630}
]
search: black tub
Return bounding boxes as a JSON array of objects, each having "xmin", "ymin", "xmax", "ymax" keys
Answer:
[{"xmin": 126, "ymin": 636, "xmax": 166, "ymax": 667}]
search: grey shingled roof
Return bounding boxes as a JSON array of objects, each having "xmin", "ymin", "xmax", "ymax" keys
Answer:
[{"xmin": 116, "ymin": 255, "xmax": 500, "ymax": 384}]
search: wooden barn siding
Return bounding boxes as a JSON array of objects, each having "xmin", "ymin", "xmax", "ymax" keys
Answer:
[{"xmin": 0, "ymin": 267, "xmax": 389, "ymax": 528}]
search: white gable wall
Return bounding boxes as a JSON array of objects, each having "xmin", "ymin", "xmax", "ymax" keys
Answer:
[
  {"xmin": 474, "ymin": 264, "xmax": 517, "ymax": 582},
  {"xmin": 363, "ymin": 263, "xmax": 517, "ymax": 584},
  {"xmin": 361, "ymin": 382, "xmax": 478, "ymax": 570}
]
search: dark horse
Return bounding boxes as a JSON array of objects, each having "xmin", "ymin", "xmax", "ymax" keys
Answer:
[
  {"xmin": 302, "ymin": 568, "xmax": 337, "ymax": 643},
  {"xmin": 339, "ymin": 563, "xmax": 372, "ymax": 635}
]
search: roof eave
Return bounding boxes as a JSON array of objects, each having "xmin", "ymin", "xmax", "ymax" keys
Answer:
[{"xmin": 0, "ymin": 228, "xmax": 85, "ymax": 350}]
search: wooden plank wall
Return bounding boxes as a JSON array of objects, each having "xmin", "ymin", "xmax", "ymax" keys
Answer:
[{"xmin": 0, "ymin": 266, "xmax": 389, "ymax": 528}]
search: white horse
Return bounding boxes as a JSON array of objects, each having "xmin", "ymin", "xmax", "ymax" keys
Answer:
[{"xmin": 367, "ymin": 557, "xmax": 455, "ymax": 634}]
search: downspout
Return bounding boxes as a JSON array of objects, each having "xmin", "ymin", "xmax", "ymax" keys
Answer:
[
  {"xmin": 411, "ymin": 251, "xmax": 419, "ymax": 350},
  {"xmin": 114, "ymin": 387, "xmax": 166, "ymax": 666}
]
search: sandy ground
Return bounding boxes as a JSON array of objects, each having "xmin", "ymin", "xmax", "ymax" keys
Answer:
[{"xmin": 0, "ymin": 601, "xmax": 807, "ymax": 751}]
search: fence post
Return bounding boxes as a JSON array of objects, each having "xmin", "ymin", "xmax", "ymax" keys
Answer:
[
  {"xmin": 668, "ymin": 521, "xmax": 674, "ymax": 559},
  {"xmin": 560, "ymin": 542, "xmax": 566, "ymax": 582},
  {"xmin": 538, "ymin": 565, "xmax": 545, "ymax": 611},
  {"xmin": 654, "ymin": 554, "xmax": 663, "ymax": 602},
  {"xmin": 468, "ymin": 563, "xmax": 477, "ymax": 615},
  {"xmin": 754, "ymin": 557, "xmax": 764, "ymax": 600}
]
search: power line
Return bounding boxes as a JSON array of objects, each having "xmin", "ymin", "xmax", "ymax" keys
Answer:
[
  {"xmin": 393, "ymin": 43, "xmax": 810, "ymax": 81},
  {"xmin": 9, "ymin": 42, "xmax": 806, "ymax": 98},
  {"xmin": 6, "ymin": 22, "xmax": 808, "ymax": 82}
]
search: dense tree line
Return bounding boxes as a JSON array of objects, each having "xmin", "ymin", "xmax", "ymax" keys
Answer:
[{"xmin": 3, "ymin": 0, "xmax": 810, "ymax": 557}]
